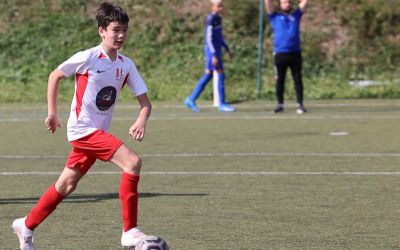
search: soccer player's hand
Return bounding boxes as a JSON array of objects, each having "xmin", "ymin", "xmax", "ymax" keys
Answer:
[
  {"xmin": 212, "ymin": 56, "xmax": 219, "ymax": 66},
  {"xmin": 228, "ymin": 51, "xmax": 233, "ymax": 60},
  {"xmin": 129, "ymin": 121, "xmax": 146, "ymax": 142},
  {"xmin": 45, "ymin": 115, "xmax": 61, "ymax": 134}
]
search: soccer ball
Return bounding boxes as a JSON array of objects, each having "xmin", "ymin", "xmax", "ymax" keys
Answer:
[{"xmin": 135, "ymin": 235, "xmax": 169, "ymax": 250}]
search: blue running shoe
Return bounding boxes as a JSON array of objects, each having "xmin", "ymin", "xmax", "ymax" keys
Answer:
[
  {"xmin": 218, "ymin": 103, "xmax": 236, "ymax": 112},
  {"xmin": 184, "ymin": 98, "xmax": 200, "ymax": 112}
]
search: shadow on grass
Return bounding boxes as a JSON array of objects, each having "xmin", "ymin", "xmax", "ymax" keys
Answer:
[
  {"xmin": 0, "ymin": 192, "xmax": 209, "ymax": 205},
  {"xmin": 228, "ymin": 99, "xmax": 247, "ymax": 105}
]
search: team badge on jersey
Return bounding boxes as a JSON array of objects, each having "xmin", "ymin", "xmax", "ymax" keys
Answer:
[
  {"xmin": 116, "ymin": 68, "xmax": 124, "ymax": 81},
  {"xmin": 96, "ymin": 86, "xmax": 117, "ymax": 111}
]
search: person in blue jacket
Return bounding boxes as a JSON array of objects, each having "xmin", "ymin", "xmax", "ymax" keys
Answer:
[
  {"xmin": 184, "ymin": 0, "xmax": 235, "ymax": 112},
  {"xmin": 265, "ymin": 0, "xmax": 309, "ymax": 114}
]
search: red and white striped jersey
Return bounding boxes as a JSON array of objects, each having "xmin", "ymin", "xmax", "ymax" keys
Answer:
[{"xmin": 58, "ymin": 44, "xmax": 148, "ymax": 141}]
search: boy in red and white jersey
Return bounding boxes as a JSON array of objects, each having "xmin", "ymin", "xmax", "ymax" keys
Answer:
[{"xmin": 12, "ymin": 2, "xmax": 152, "ymax": 249}]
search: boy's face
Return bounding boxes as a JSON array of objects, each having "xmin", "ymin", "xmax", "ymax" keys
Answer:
[
  {"xmin": 212, "ymin": 3, "xmax": 223, "ymax": 14},
  {"xmin": 99, "ymin": 21, "xmax": 128, "ymax": 50}
]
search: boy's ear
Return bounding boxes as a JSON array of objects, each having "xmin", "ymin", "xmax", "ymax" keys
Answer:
[{"xmin": 98, "ymin": 27, "xmax": 105, "ymax": 39}]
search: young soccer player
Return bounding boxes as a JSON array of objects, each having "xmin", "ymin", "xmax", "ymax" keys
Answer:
[
  {"xmin": 265, "ymin": 0, "xmax": 309, "ymax": 114},
  {"xmin": 12, "ymin": 2, "xmax": 152, "ymax": 249},
  {"xmin": 184, "ymin": 0, "xmax": 236, "ymax": 112}
]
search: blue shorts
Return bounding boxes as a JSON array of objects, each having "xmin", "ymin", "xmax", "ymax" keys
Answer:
[{"xmin": 205, "ymin": 49, "xmax": 223, "ymax": 71}]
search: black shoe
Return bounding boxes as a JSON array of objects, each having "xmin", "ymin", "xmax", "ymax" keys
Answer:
[{"xmin": 273, "ymin": 105, "xmax": 284, "ymax": 114}]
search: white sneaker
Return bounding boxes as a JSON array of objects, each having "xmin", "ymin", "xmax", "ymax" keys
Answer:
[
  {"xmin": 12, "ymin": 217, "xmax": 34, "ymax": 250},
  {"xmin": 121, "ymin": 227, "xmax": 147, "ymax": 248},
  {"xmin": 296, "ymin": 104, "xmax": 307, "ymax": 114}
]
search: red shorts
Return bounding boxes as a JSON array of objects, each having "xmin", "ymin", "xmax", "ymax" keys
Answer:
[{"xmin": 65, "ymin": 130, "xmax": 123, "ymax": 174}]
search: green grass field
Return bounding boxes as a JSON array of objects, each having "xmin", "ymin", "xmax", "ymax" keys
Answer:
[{"xmin": 1, "ymin": 99, "xmax": 400, "ymax": 249}]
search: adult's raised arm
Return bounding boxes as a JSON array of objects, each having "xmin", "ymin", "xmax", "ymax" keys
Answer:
[
  {"xmin": 264, "ymin": 0, "xmax": 275, "ymax": 15},
  {"xmin": 299, "ymin": 0, "xmax": 309, "ymax": 12}
]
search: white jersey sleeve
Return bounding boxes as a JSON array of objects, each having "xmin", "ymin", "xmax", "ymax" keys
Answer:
[
  {"xmin": 58, "ymin": 50, "xmax": 92, "ymax": 77},
  {"xmin": 126, "ymin": 58, "xmax": 148, "ymax": 96}
]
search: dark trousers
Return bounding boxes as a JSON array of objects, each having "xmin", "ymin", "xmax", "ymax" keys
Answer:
[{"xmin": 274, "ymin": 52, "xmax": 303, "ymax": 105}]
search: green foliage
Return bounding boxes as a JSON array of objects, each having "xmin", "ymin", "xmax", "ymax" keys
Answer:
[
  {"xmin": 322, "ymin": 0, "xmax": 400, "ymax": 79},
  {"xmin": 0, "ymin": 0, "xmax": 399, "ymax": 103},
  {"xmin": 326, "ymin": 0, "xmax": 400, "ymax": 39},
  {"xmin": 0, "ymin": 0, "xmax": 98, "ymax": 102}
]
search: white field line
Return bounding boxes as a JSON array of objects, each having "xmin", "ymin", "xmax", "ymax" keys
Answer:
[
  {"xmin": 2, "ymin": 152, "xmax": 400, "ymax": 160},
  {"xmin": 1, "ymin": 115, "xmax": 400, "ymax": 122},
  {"xmin": 2, "ymin": 171, "xmax": 400, "ymax": 176},
  {"xmin": 1, "ymin": 102, "xmax": 400, "ymax": 111}
]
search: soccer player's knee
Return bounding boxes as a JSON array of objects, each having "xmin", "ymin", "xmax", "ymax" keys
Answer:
[
  {"xmin": 65, "ymin": 183, "xmax": 77, "ymax": 195},
  {"xmin": 126, "ymin": 154, "xmax": 142, "ymax": 172},
  {"xmin": 133, "ymin": 156, "xmax": 142, "ymax": 171},
  {"xmin": 204, "ymin": 71, "xmax": 212, "ymax": 81},
  {"xmin": 58, "ymin": 179, "xmax": 78, "ymax": 196}
]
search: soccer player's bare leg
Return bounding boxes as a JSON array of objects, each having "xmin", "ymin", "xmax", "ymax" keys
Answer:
[
  {"xmin": 55, "ymin": 167, "xmax": 85, "ymax": 196},
  {"xmin": 110, "ymin": 144, "xmax": 142, "ymax": 175}
]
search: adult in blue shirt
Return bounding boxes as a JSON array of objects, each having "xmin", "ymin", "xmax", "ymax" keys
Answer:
[
  {"xmin": 265, "ymin": 0, "xmax": 309, "ymax": 114},
  {"xmin": 184, "ymin": 0, "xmax": 235, "ymax": 112}
]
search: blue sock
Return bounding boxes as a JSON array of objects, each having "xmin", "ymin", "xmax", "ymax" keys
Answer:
[
  {"xmin": 189, "ymin": 73, "xmax": 212, "ymax": 101},
  {"xmin": 217, "ymin": 73, "xmax": 226, "ymax": 105}
]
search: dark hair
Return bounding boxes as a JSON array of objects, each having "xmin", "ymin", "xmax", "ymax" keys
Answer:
[
  {"xmin": 96, "ymin": 2, "xmax": 129, "ymax": 29},
  {"xmin": 277, "ymin": 0, "xmax": 294, "ymax": 5}
]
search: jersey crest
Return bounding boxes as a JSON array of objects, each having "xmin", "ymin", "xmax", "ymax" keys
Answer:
[{"xmin": 96, "ymin": 86, "xmax": 117, "ymax": 111}]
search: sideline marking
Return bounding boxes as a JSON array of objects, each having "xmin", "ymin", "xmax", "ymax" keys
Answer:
[
  {"xmin": 2, "ymin": 102, "xmax": 400, "ymax": 111},
  {"xmin": 2, "ymin": 152, "xmax": 400, "ymax": 159},
  {"xmin": 1, "ymin": 115, "xmax": 400, "ymax": 122},
  {"xmin": 2, "ymin": 171, "xmax": 400, "ymax": 176}
]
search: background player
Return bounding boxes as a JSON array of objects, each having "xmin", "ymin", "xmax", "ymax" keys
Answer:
[
  {"xmin": 265, "ymin": 0, "xmax": 309, "ymax": 114},
  {"xmin": 12, "ymin": 2, "xmax": 152, "ymax": 249},
  {"xmin": 184, "ymin": 0, "xmax": 235, "ymax": 112}
]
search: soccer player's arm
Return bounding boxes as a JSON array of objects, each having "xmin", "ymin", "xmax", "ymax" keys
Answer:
[
  {"xmin": 46, "ymin": 50, "xmax": 88, "ymax": 133},
  {"xmin": 221, "ymin": 37, "xmax": 233, "ymax": 60},
  {"xmin": 129, "ymin": 93, "xmax": 152, "ymax": 142},
  {"xmin": 126, "ymin": 61, "xmax": 152, "ymax": 142},
  {"xmin": 205, "ymin": 16, "xmax": 218, "ymax": 66},
  {"xmin": 45, "ymin": 69, "xmax": 65, "ymax": 134},
  {"xmin": 299, "ymin": 0, "xmax": 309, "ymax": 12},
  {"xmin": 264, "ymin": 0, "xmax": 275, "ymax": 15}
]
